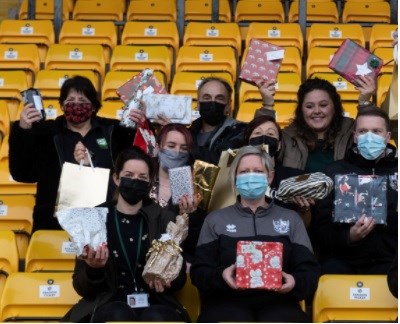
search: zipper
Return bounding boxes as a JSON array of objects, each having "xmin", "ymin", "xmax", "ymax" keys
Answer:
[{"xmin": 252, "ymin": 212, "xmax": 257, "ymax": 236}]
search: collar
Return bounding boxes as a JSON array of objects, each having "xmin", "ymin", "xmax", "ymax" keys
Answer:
[
  {"xmin": 233, "ymin": 196, "xmax": 275, "ymax": 216},
  {"xmin": 347, "ymin": 143, "xmax": 398, "ymax": 168}
]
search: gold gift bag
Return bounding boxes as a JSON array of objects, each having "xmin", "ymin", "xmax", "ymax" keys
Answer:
[
  {"xmin": 193, "ymin": 160, "xmax": 220, "ymax": 212},
  {"xmin": 208, "ymin": 149, "xmax": 238, "ymax": 212},
  {"xmin": 56, "ymin": 161, "xmax": 110, "ymax": 211}
]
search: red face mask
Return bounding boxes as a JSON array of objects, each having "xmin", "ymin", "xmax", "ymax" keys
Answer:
[{"xmin": 63, "ymin": 102, "xmax": 93, "ymax": 124}]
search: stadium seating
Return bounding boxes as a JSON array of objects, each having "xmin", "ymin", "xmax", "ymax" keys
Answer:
[
  {"xmin": 99, "ymin": 101, "xmax": 125, "ymax": 120},
  {"xmin": 25, "ymin": 230, "xmax": 76, "ymax": 272},
  {"xmin": 374, "ymin": 47, "xmax": 396, "ymax": 74},
  {"xmin": 234, "ymin": 0, "xmax": 285, "ymax": 23},
  {"xmin": 0, "ymin": 101, "xmax": 10, "ymax": 140},
  {"xmin": 59, "ymin": 20, "xmax": 117, "ymax": 64},
  {"xmin": 288, "ymin": 1, "xmax": 339, "ymax": 23},
  {"xmin": 185, "ymin": 0, "xmax": 231, "ymax": 22},
  {"xmin": 127, "ymin": 0, "xmax": 177, "ymax": 22},
  {"xmin": 0, "ymin": 19, "xmax": 55, "ymax": 63},
  {"xmin": 313, "ymin": 274, "xmax": 398, "ymax": 322},
  {"xmin": 377, "ymin": 73, "xmax": 393, "ymax": 107},
  {"xmin": 245, "ymin": 23, "xmax": 304, "ymax": 57},
  {"xmin": 0, "ymin": 70, "xmax": 28, "ymax": 122},
  {"xmin": 72, "ymin": 0, "xmax": 124, "ymax": 21},
  {"xmin": 312, "ymin": 72, "xmax": 360, "ymax": 102},
  {"xmin": 0, "ymin": 272, "xmax": 80, "ymax": 322},
  {"xmin": 0, "ymin": 230, "xmax": 19, "ymax": 298},
  {"xmin": 342, "ymin": 1, "xmax": 391, "ymax": 23},
  {"xmin": 175, "ymin": 274, "xmax": 200, "ymax": 323},
  {"xmin": 19, "ymin": 0, "xmax": 69, "ymax": 21},
  {"xmin": 121, "ymin": 21, "xmax": 179, "ymax": 63},
  {"xmin": 369, "ymin": 24, "xmax": 398, "ymax": 53},
  {"xmin": 306, "ymin": 46, "xmax": 338, "ymax": 78}
]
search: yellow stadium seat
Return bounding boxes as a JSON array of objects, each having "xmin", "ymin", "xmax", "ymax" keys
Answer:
[
  {"xmin": 306, "ymin": 47, "xmax": 338, "ymax": 78},
  {"xmin": 312, "ymin": 72, "xmax": 360, "ymax": 102},
  {"xmin": 175, "ymin": 275, "xmax": 200, "ymax": 323},
  {"xmin": 121, "ymin": 21, "xmax": 179, "ymax": 64},
  {"xmin": 0, "ymin": 20, "xmax": 55, "ymax": 63},
  {"xmin": 19, "ymin": 0, "xmax": 69, "ymax": 21},
  {"xmin": 377, "ymin": 73, "xmax": 393, "ymax": 107},
  {"xmin": 308, "ymin": 23, "xmax": 365, "ymax": 52},
  {"xmin": 313, "ymin": 274, "xmax": 398, "ymax": 322},
  {"xmin": 0, "ymin": 193, "xmax": 35, "ymax": 258},
  {"xmin": 0, "ymin": 101, "xmax": 10, "ymax": 139},
  {"xmin": 176, "ymin": 45, "xmax": 237, "ymax": 81},
  {"xmin": 342, "ymin": 102, "xmax": 359, "ymax": 119},
  {"xmin": 246, "ymin": 23, "xmax": 304, "ymax": 57},
  {"xmin": 342, "ymin": 2, "xmax": 391, "ymax": 23},
  {"xmin": 0, "ymin": 71, "xmax": 28, "ymax": 122},
  {"xmin": 72, "ymin": 0, "xmax": 124, "ymax": 21},
  {"xmin": 25, "ymin": 230, "xmax": 76, "ymax": 273},
  {"xmin": 110, "ymin": 45, "xmax": 172, "ymax": 86},
  {"xmin": 127, "ymin": 0, "xmax": 177, "ymax": 22},
  {"xmin": 99, "ymin": 101, "xmax": 124, "ymax": 120},
  {"xmin": 236, "ymin": 101, "xmax": 261, "ymax": 122},
  {"xmin": 289, "ymin": 1, "xmax": 339, "ymax": 23},
  {"xmin": 0, "ymin": 44, "xmax": 40, "ymax": 87},
  {"xmin": 184, "ymin": 22, "xmax": 242, "ymax": 56},
  {"xmin": 59, "ymin": 21, "xmax": 117, "ymax": 64},
  {"xmin": 374, "ymin": 47, "xmax": 396, "ymax": 74},
  {"xmin": 0, "ymin": 230, "xmax": 19, "ymax": 299},
  {"xmin": 34, "ymin": 70, "xmax": 98, "ymax": 99},
  {"xmin": 0, "ymin": 272, "xmax": 80, "ymax": 322},
  {"xmin": 369, "ymin": 24, "xmax": 398, "ymax": 53},
  {"xmin": 185, "ymin": 0, "xmax": 232, "ymax": 23},
  {"xmin": 239, "ymin": 72, "xmax": 300, "ymax": 104},
  {"xmin": 45, "ymin": 44, "xmax": 106, "ymax": 87},
  {"xmin": 234, "ymin": 1, "xmax": 284, "ymax": 23}
]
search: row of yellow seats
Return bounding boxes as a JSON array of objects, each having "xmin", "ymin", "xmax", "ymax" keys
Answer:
[
  {"xmin": 0, "ymin": 229, "xmax": 397, "ymax": 322},
  {"xmin": 17, "ymin": 0, "xmax": 393, "ymax": 24}
]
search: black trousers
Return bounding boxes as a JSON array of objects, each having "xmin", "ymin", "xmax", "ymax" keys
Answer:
[{"xmin": 90, "ymin": 301, "xmax": 183, "ymax": 322}]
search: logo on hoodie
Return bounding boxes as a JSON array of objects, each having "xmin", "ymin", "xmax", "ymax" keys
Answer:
[
  {"xmin": 226, "ymin": 224, "xmax": 237, "ymax": 233},
  {"xmin": 273, "ymin": 219, "xmax": 290, "ymax": 234}
]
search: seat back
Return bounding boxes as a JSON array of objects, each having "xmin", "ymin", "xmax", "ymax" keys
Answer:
[
  {"xmin": 185, "ymin": 0, "xmax": 231, "ymax": 23},
  {"xmin": 0, "ymin": 272, "xmax": 80, "ymax": 322},
  {"xmin": 73, "ymin": 0, "xmax": 124, "ymax": 21},
  {"xmin": 0, "ymin": 71, "xmax": 28, "ymax": 123},
  {"xmin": 0, "ymin": 20, "xmax": 55, "ymax": 63},
  {"xmin": 377, "ymin": 73, "xmax": 393, "ymax": 107},
  {"xmin": 312, "ymin": 72, "xmax": 360, "ymax": 102},
  {"xmin": 19, "ymin": 0, "xmax": 69, "ymax": 21},
  {"xmin": 246, "ymin": 22, "xmax": 303, "ymax": 56},
  {"xmin": 175, "ymin": 275, "xmax": 200, "ymax": 323},
  {"xmin": 25, "ymin": 230, "xmax": 76, "ymax": 272},
  {"xmin": 369, "ymin": 24, "xmax": 398, "ymax": 53},
  {"xmin": 0, "ymin": 230, "xmax": 19, "ymax": 298},
  {"xmin": 127, "ymin": 0, "xmax": 177, "ymax": 22},
  {"xmin": 306, "ymin": 47, "xmax": 338, "ymax": 78},
  {"xmin": 342, "ymin": 2, "xmax": 391, "ymax": 23},
  {"xmin": 0, "ymin": 101, "xmax": 11, "ymax": 139},
  {"xmin": 374, "ymin": 47, "xmax": 396, "ymax": 74},
  {"xmin": 313, "ymin": 274, "xmax": 398, "ymax": 322},
  {"xmin": 99, "ymin": 101, "xmax": 125, "ymax": 120},
  {"xmin": 59, "ymin": 21, "xmax": 117, "ymax": 64},
  {"xmin": 289, "ymin": 1, "xmax": 339, "ymax": 23},
  {"xmin": 234, "ymin": 0, "xmax": 284, "ymax": 23}
]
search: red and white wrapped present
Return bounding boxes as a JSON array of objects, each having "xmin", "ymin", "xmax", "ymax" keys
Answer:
[
  {"xmin": 240, "ymin": 39, "xmax": 285, "ymax": 84},
  {"xmin": 236, "ymin": 241, "xmax": 283, "ymax": 290},
  {"xmin": 329, "ymin": 39, "xmax": 383, "ymax": 86}
]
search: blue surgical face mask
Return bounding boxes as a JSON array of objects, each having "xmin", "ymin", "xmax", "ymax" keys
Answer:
[
  {"xmin": 235, "ymin": 172, "xmax": 268, "ymax": 200},
  {"xmin": 357, "ymin": 131, "xmax": 387, "ymax": 160},
  {"xmin": 159, "ymin": 148, "xmax": 189, "ymax": 171}
]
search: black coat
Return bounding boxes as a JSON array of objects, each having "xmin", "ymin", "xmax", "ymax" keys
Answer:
[
  {"xmin": 62, "ymin": 200, "xmax": 189, "ymax": 322},
  {"xmin": 9, "ymin": 116, "xmax": 135, "ymax": 232}
]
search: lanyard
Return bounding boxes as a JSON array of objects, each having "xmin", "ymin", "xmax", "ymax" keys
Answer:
[{"xmin": 114, "ymin": 208, "xmax": 143, "ymax": 292}]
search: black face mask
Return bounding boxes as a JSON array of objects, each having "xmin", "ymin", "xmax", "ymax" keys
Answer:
[
  {"xmin": 199, "ymin": 101, "xmax": 227, "ymax": 126},
  {"xmin": 249, "ymin": 135, "xmax": 279, "ymax": 157},
  {"xmin": 119, "ymin": 177, "xmax": 150, "ymax": 205}
]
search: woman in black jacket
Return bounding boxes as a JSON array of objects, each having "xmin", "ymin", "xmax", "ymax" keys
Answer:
[
  {"xmin": 63, "ymin": 147, "xmax": 189, "ymax": 322},
  {"xmin": 9, "ymin": 75, "xmax": 143, "ymax": 232}
]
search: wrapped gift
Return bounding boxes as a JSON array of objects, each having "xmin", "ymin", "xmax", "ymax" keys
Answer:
[
  {"xmin": 333, "ymin": 174, "xmax": 388, "ymax": 224},
  {"xmin": 169, "ymin": 166, "xmax": 194, "ymax": 205},
  {"xmin": 240, "ymin": 38, "xmax": 284, "ymax": 83},
  {"xmin": 133, "ymin": 120, "xmax": 158, "ymax": 158},
  {"xmin": 142, "ymin": 213, "xmax": 188, "ymax": 284},
  {"xmin": 143, "ymin": 93, "xmax": 192, "ymax": 125},
  {"xmin": 329, "ymin": 39, "xmax": 383, "ymax": 86},
  {"xmin": 193, "ymin": 160, "xmax": 220, "ymax": 211},
  {"xmin": 236, "ymin": 241, "xmax": 283, "ymax": 290}
]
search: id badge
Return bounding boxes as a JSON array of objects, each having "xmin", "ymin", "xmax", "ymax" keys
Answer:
[{"xmin": 127, "ymin": 293, "xmax": 149, "ymax": 308}]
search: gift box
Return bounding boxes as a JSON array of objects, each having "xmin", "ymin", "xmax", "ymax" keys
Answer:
[
  {"xmin": 193, "ymin": 160, "xmax": 220, "ymax": 211},
  {"xmin": 240, "ymin": 38, "xmax": 284, "ymax": 83},
  {"xmin": 333, "ymin": 174, "xmax": 388, "ymax": 224},
  {"xmin": 169, "ymin": 166, "xmax": 194, "ymax": 205},
  {"xmin": 329, "ymin": 39, "xmax": 383, "ymax": 86},
  {"xmin": 236, "ymin": 241, "xmax": 283, "ymax": 290}
]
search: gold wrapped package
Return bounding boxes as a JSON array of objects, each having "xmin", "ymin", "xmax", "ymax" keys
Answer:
[
  {"xmin": 193, "ymin": 160, "xmax": 220, "ymax": 211},
  {"xmin": 142, "ymin": 213, "xmax": 189, "ymax": 284}
]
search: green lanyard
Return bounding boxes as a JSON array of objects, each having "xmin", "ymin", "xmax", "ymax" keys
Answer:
[{"xmin": 114, "ymin": 208, "xmax": 143, "ymax": 292}]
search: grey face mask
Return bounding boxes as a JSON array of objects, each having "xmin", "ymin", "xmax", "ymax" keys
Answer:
[{"xmin": 159, "ymin": 149, "xmax": 190, "ymax": 171}]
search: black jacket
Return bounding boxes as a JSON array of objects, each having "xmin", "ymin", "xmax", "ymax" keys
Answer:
[
  {"xmin": 9, "ymin": 116, "xmax": 135, "ymax": 232},
  {"xmin": 313, "ymin": 145, "xmax": 398, "ymax": 268},
  {"xmin": 62, "ymin": 200, "xmax": 190, "ymax": 322},
  {"xmin": 189, "ymin": 116, "xmax": 246, "ymax": 165}
]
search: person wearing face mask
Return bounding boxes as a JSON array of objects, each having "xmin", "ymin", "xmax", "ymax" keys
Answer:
[
  {"xmin": 313, "ymin": 107, "xmax": 398, "ymax": 275},
  {"xmin": 149, "ymin": 123, "xmax": 207, "ymax": 264},
  {"xmin": 62, "ymin": 147, "xmax": 190, "ymax": 322},
  {"xmin": 191, "ymin": 146, "xmax": 320, "ymax": 323},
  {"xmin": 9, "ymin": 75, "xmax": 146, "ymax": 232},
  {"xmin": 189, "ymin": 77, "xmax": 247, "ymax": 165}
]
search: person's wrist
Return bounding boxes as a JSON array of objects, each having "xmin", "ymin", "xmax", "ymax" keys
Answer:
[{"xmin": 262, "ymin": 102, "xmax": 274, "ymax": 109}]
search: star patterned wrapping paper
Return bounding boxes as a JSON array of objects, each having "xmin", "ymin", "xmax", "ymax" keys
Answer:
[
  {"xmin": 239, "ymin": 38, "xmax": 284, "ymax": 84},
  {"xmin": 329, "ymin": 39, "xmax": 383, "ymax": 86},
  {"xmin": 236, "ymin": 241, "xmax": 283, "ymax": 290}
]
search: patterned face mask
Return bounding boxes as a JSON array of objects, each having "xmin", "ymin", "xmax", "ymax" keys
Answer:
[{"xmin": 63, "ymin": 102, "xmax": 94, "ymax": 124}]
